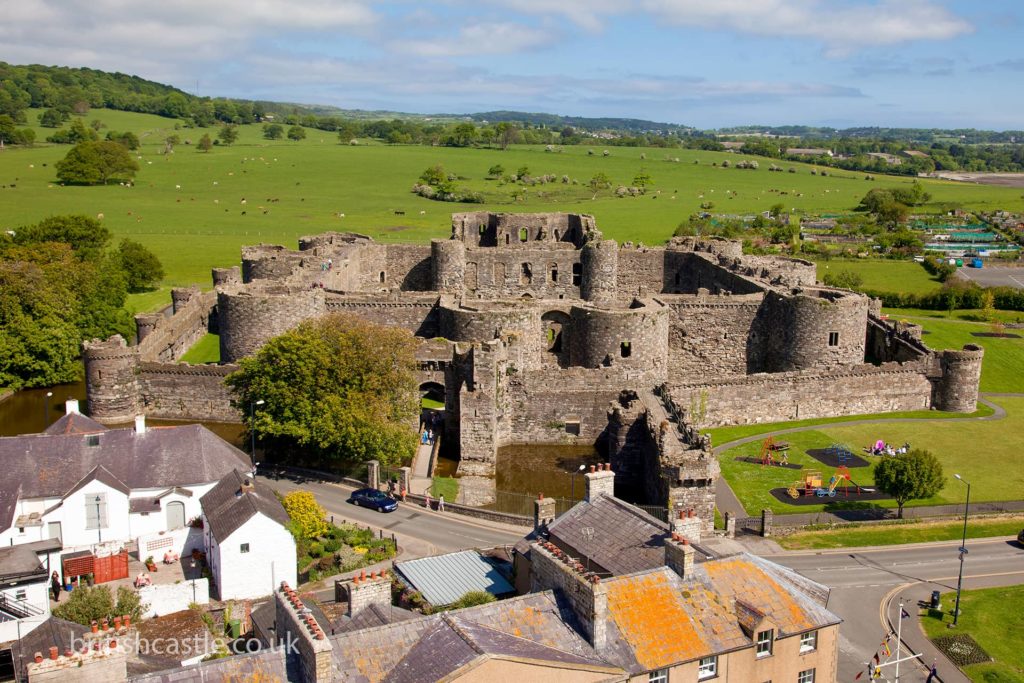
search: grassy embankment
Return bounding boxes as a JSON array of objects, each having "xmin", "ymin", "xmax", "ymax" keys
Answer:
[
  {"xmin": 777, "ymin": 516, "xmax": 1023, "ymax": 550},
  {"xmin": 921, "ymin": 585, "xmax": 1024, "ymax": 682},
  {"xmin": 3, "ymin": 108, "xmax": 1023, "ymax": 314}
]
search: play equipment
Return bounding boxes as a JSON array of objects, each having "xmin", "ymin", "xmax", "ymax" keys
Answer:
[
  {"xmin": 801, "ymin": 470, "xmax": 823, "ymax": 497},
  {"xmin": 759, "ymin": 436, "xmax": 790, "ymax": 466},
  {"xmin": 815, "ymin": 466, "xmax": 852, "ymax": 498},
  {"xmin": 826, "ymin": 443, "xmax": 854, "ymax": 465}
]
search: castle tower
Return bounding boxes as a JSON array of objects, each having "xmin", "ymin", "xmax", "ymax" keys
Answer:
[
  {"xmin": 171, "ymin": 286, "xmax": 201, "ymax": 314},
  {"xmin": 217, "ymin": 287, "xmax": 326, "ymax": 362},
  {"xmin": 82, "ymin": 335, "xmax": 141, "ymax": 423},
  {"xmin": 212, "ymin": 266, "xmax": 241, "ymax": 288},
  {"xmin": 431, "ymin": 239, "xmax": 466, "ymax": 294},
  {"xmin": 134, "ymin": 314, "xmax": 162, "ymax": 343},
  {"xmin": 765, "ymin": 290, "xmax": 868, "ymax": 371},
  {"xmin": 932, "ymin": 345, "xmax": 984, "ymax": 412},
  {"xmin": 580, "ymin": 239, "xmax": 618, "ymax": 305}
]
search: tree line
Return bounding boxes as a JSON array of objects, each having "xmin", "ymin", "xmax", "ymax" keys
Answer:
[{"xmin": 0, "ymin": 216, "xmax": 163, "ymax": 389}]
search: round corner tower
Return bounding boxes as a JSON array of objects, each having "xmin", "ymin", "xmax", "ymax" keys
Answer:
[
  {"xmin": 580, "ymin": 239, "xmax": 618, "ymax": 305},
  {"xmin": 217, "ymin": 286, "xmax": 326, "ymax": 362},
  {"xmin": 431, "ymin": 239, "xmax": 466, "ymax": 294},
  {"xmin": 212, "ymin": 266, "xmax": 241, "ymax": 289},
  {"xmin": 932, "ymin": 344, "xmax": 984, "ymax": 412},
  {"xmin": 82, "ymin": 335, "xmax": 141, "ymax": 422},
  {"xmin": 171, "ymin": 286, "xmax": 201, "ymax": 314}
]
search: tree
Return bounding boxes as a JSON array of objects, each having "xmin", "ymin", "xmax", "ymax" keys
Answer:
[
  {"xmin": 822, "ymin": 269, "xmax": 863, "ymax": 290},
  {"xmin": 53, "ymin": 585, "xmax": 144, "ymax": 626},
  {"xmin": 105, "ymin": 130, "xmax": 139, "ymax": 150},
  {"xmin": 494, "ymin": 122, "xmax": 520, "ymax": 150},
  {"xmin": 486, "ymin": 164, "xmax": 505, "ymax": 179},
  {"xmin": 164, "ymin": 134, "xmax": 180, "ymax": 154},
  {"xmin": 589, "ymin": 172, "xmax": 612, "ymax": 191},
  {"xmin": 282, "ymin": 491, "xmax": 329, "ymax": 540},
  {"xmin": 225, "ymin": 313, "xmax": 418, "ymax": 467},
  {"xmin": 117, "ymin": 239, "xmax": 164, "ymax": 291},
  {"xmin": 419, "ymin": 164, "xmax": 448, "ymax": 187},
  {"xmin": 55, "ymin": 140, "xmax": 139, "ymax": 185},
  {"xmin": 447, "ymin": 123, "xmax": 477, "ymax": 147},
  {"xmin": 46, "ymin": 118, "xmax": 99, "ymax": 144},
  {"xmin": 17, "ymin": 214, "xmax": 111, "ymax": 261},
  {"xmin": 769, "ymin": 202, "xmax": 786, "ymax": 218},
  {"xmin": 39, "ymin": 107, "xmax": 68, "ymax": 127},
  {"xmin": 217, "ymin": 124, "xmax": 238, "ymax": 145},
  {"xmin": 632, "ymin": 169, "xmax": 653, "ymax": 191},
  {"xmin": 873, "ymin": 449, "xmax": 944, "ymax": 518},
  {"xmin": 263, "ymin": 123, "xmax": 284, "ymax": 140},
  {"xmin": 197, "ymin": 133, "xmax": 213, "ymax": 152},
  {"xmin": 287, "ymin": 125, "xmax": 306, "ymax": 141}
]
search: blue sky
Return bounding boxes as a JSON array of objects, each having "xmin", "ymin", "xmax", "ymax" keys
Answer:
[{"xmin": 3, "ymin": 0, "xmax": 1022, "ymax": 129}]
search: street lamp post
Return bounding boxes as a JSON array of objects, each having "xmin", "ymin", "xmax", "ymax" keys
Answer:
[
  {"xmin": 952, "ymin": 473, "xmax": 971, "ymax": 627},
  {"xmin": 250, "ymin": 400, "xmax": 265, "ymax": 460},
  {"xmin": 95, "ymin": 495, "xmax": 103, "ymax": 543},
  {"xmin": 43, "ymin": 391, "xmax": 53, "ymax": 429},
  {"xmin": 570, "ymin": 464, "xmax": 585, "ymax": 502}
]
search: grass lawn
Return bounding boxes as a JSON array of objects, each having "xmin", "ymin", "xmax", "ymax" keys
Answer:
[
  {"xmin": 708, "ymin": 404, "xmax": 995, "ymax": 447},
  {"xmin": 817, "ymin": 259, "xmax": 942, "ymax": 295},
  {"xmin": 5, "ymin": 108, "xmax": 1024, "ymax": 313},
  {"xmin": 883, "ymin": 307, "xmax": 1024, "ymax": 325},
  {"xmin": 718, "ymin": 397, "xmax": 1024, "ymax": 514},
  {"xmin": 179, "ymin": 333, "xmax": 221, "ymax": 364},
  {"xmin": 421, "ymin": 397, "xmax": 444, "ymax": 410},
  {"xmin": 777, "ymin": 515, "xmax": 1024, "ymax": 550},
  {"xmin": 921, "ymin": 585, "xmax": 1024, "ymax": 682},
  {"xmin": 430, "ymin": 476, "xmax": 459, "ymax": 501}
]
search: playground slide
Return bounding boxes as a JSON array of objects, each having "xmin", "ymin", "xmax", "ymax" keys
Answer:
[{"xmin": 827, "ymin": 476, "xmax": 839, "ymax": 494}]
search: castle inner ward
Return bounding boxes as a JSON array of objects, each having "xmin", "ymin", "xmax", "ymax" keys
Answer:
[{"xmin": 83, "ymin": 213, "xmax": 983, "ymax": 535}]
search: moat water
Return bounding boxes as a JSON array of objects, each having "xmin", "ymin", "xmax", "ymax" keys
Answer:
[{"xmin": 0, "ymin": 381, "xmax": 245, "ymax": 446}]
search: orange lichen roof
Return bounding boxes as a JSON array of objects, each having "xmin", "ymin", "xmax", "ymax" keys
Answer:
[
  {"xmin": 701, "ymin": 558, "xmax": 816, "ymax": 635},
  {"xmin": 606, "ymin": 570, "xmax": 743, "ymax": 670}
]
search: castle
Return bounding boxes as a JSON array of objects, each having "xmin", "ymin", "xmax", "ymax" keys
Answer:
[{"xmin": 83, "ymin": 212, "xmax": 983, "ymax": 534}]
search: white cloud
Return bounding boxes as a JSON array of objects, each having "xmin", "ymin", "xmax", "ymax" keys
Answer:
[{"xmin": 397, "ymin": 21, "xmax": 558, "ymax": 57}]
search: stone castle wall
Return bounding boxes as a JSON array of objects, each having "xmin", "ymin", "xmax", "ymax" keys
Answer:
[
  {"xmin": 665, "ymin": 295, "xmax": 767, "ymax": 381},
  {"xmin": 217, "ymin": 287, "xmax": 326, "ymax": 362},
  {"xmin": 135, "ymin": 287, "xmax": 215, "ymax": 363},
  {"xmin": 138, "ymin": 362, "xmax": 238, "ymax": 422}
]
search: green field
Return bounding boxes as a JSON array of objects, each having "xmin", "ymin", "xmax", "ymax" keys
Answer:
[
  {"xmin": 817, "ymin": 259, "xmax": 943, "ymax": 295},
  {"xmin": 178, "ymin": 333, "xmax": 221, "ymax": 364},
  {"xmin": 921, "ymin": 585, "xmax": 1024, "ymax": 682},
  {"xmin": 4, "ymin": 108, "xmax": 1024, "ymax": 313},
  {"xmin": 777, "ymin": 515, "xmax": 1024, "ymax": 549},
  {"xmin": 718, "ymin": 397, "xmax": 1024, "ymax": 514}
]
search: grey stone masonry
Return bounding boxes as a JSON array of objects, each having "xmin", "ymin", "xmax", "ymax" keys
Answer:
[
  {"xmin": 583, "ymin": 464, "xmax": 616, "ymax": 502},
  {"xmin": 276, "ymin": 582, "xmax": 333, "ymax": 683},
  {"xmin": 671, "ymin": 508, "xmax": 703, "ymax": 540},
  {"xmin": 366, "ymin": 460, "xmax": 380, "ymax": 491},
  {"xmin": 26, "ymin": 639, "xmax": 128, "ymax": 683},
  {"xmin": 761, "ymin": 509, "xmax": 774, "ymax": 538},
  {"xmin": 340, "ymin": 570, "xmax": 392, "ymax": 617},
  {"xmin": 534, "ymin": 495, "xmax": 557, "ymax": 532},
  {"xmin": 529, "ymin": 541, "xmax": 607, "ymax": 650},
  {"xmin": 664, "ymin": 532, "xmax": 695, "ymax": 579}
]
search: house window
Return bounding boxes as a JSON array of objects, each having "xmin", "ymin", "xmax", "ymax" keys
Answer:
[
  {"xmin": 240, "ymin": 543, "xmax": 250, "ymax": 554},
  {"xmin": 800, "ymin": 631, "xmax": 818, "ymax": 653},
  {"xmin": 797, "ymin": 669, "xmax": 815, "ymax": 683},
  {"xmin": 15, "ymin": 589, "xmax": 26, "ymax": 601},
  {"xmin": 85, "ymin": 493, "xmax": 108, "ymax": 530},
  {"xmin": 648, "ymin": 669, "xmax": 668, "ymax": 683},
  {"xmin": 86, "ymin": 434, "xmax": 100, "ymax": 447},
  {"xmin": 756, "ymin": 629, "xmax": 774, "ymax": 658},
  {"xmin": 698, "ymin": 655, "xmax": 718, "ymax": 679},
  {"xmin": 828, "ymin": 332, "xmax": 839, "ymax": 346}
]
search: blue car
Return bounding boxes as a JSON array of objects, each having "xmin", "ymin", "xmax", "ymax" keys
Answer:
[{"xmin": 349, "ymin": 488, "xmax": 398, "ymax": 512}]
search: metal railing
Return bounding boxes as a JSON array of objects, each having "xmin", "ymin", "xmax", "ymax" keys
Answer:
[{"xmin": 0, "ymin": 594, "xmax": 44, "ymax": 620}]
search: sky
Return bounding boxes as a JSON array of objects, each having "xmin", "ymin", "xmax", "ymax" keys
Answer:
[{"xmin": 2, "ymin": 0, "xmax": 1022, "ymax": 129}]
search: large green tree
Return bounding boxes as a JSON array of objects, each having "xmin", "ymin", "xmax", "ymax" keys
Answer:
[
  {"xmin": 873, "ymin": 449, "xmax": 945, "ymax": 518},
  {"xmin": 55, "ymin": 140, "xmax": 139, "ymax": 185},
  {"xmin": 226, "ymin": 314, "xmax": 418, "ymax": 467},
  {"xmin": 116, "ymin": 239, "xmax": 164, "ymax": 291}
]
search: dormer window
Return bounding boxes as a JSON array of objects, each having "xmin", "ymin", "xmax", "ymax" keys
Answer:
[
  {"xmin": 756, "ymin": 629, "xmax": 774, "ymax": 657},
  {"xmin": 86, "ymin": 434, "xmax": 100, "ymax": 447}
]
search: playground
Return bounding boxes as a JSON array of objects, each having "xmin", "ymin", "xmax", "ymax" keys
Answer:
[{"xmin": 715, "ymin": 397, "xmax": 1024, "ymax": 514}]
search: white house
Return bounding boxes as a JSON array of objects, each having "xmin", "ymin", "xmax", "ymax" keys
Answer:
[
  {"xmin": 0, "ymin": 401, "xmax": 252, "ymax": 586},
  {"xmin": 0, "ymin": 545, "xmax": 51, "ymax": 642},
  {"xmin": 200, "ymin": 470, "xmax": 296, "ymax": 600}
]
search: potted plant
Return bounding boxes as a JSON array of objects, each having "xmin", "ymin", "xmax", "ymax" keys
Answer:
[{"xmin": 145, "ymin": 556, "xmax": 157, "ymax": 572}]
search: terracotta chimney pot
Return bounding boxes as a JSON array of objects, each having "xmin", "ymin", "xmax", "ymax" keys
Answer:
[
  {"xmin": 589, "ymin": 465, "xmax": 596, "ymax": 473},
  {"xmin": 49, "ymin": 646, "xmax": 58, "ymax": 660},
  {"xmin": 33, "ymin": 653, "xmax": 43, "ymax": 664}
]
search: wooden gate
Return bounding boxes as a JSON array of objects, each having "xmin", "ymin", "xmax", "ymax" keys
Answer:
[{"xmin": 93, "ymin": 550, "xmax": 129, "ymax": 584}]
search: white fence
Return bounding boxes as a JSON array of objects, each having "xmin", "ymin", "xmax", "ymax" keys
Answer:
[{"xmin": 139, "ymin": 578, "xmax": 209, "ymax": 618}]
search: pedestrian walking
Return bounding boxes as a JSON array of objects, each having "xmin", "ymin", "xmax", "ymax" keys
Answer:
[
  {"xmin": 424, "ymin": 492, "xmax": 431, "ymax": 509},
  {"xmin": 400, "ymin": 485, "xmax": 407, "ymax": 502},
  {"xmin": 438, "ymin": 494, "xmax": 445, "ymax": 512},
  {"xmin": 50, "ymin": 571, "xmax": 61, "ymax": 602},
  {"xmin": 925, "ymin": 662, "xmax": 938, "ymax": 682}
]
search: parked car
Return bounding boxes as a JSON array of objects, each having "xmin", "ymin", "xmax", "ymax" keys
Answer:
[{"xmin": 349, "ymin": 488, "xmax": 398, "ymax": 512}]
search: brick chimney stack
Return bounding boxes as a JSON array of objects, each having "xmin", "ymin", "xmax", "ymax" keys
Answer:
[
  {"xmin": 534, "ymin": 494, "xmax": 556, "ymax": 532},
  {"xmin": 339, "ymin": 570, "xmax": 392, "ymax": 617},
  {"xmin": 664, "ymin": 533, "xmax": 695, "ymax": 580},
  {"xmin": 583, "ymin": 463, "xmax": 615, "ymax": 502}
]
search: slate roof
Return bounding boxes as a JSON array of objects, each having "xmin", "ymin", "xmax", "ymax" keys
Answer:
[
  {"xmin": 3, "ymin": 616, "xmax": 83, "ymax": 680},
  {"xmin": 0, "ymin": 425, "xmax": 252, "ymax": 530},
  {"xmin": 129, "ymin": 647, "xmax": 296, "ymax": 683},
  {"xmin": 200, "ymin": 469, "xmax": 290, "ymax": 542},
  {"xmin": 535, "ymin": 494, "xmax": 670, "ymax": 576},
  {"xmin": 394, "ymin": 549, "xmax": 514, "ymax": 606},
  {"xmin": 129, "ymin": 487, "xmax": 193, "ymax": 515},
  {"xmin": 0, "ymin": 544, "xmax": 45, "ymax": 581},
  {"xmin": 330, "ymin": 602, "xmax": 418, "ymax": 635},
  {"xmin": 44, "ymin": 412, "xmax": 107, "ymax": 436}
]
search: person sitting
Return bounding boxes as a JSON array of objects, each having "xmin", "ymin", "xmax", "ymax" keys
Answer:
[
  {"xmin": 163, "ymin": 550, "xmax": 179, "ymax": 564},
  {"xmin": 134, "ymin": 573, "xmax": 152, "ymax": 588},
  {"xmin": 884, "ymin": 443, "xmax": 895, "ymax": 457}
]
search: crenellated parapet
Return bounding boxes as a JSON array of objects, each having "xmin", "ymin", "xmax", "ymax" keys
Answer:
[
  {"xmin": 83, "ymin": 335, "xmax": 141, "ymax": 423},
  {"xmin": 931, "ymin": 344, "xmax": 985, "ymax": 412}
]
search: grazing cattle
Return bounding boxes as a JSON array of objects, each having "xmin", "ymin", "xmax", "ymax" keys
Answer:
[{"xmin": 395, "ymin": 210, "xmax": 405, "ymax": 216}]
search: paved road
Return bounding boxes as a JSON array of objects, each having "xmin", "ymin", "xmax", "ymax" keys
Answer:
[
  {"xmin": 258, "ymin": 472, "xmax": 523, "ymax": 559},
  {"xmin": 766, "ymin": 538, "xmax": 1024, "ymax": 682},
  {"xmin": 955, "ymin": 267, "xmax": 1024, "ymax": 290}
]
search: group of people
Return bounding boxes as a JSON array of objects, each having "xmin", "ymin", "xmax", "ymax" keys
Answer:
[
  {"xmin": 385, "ymin": 477, "xmax": 407, "ymax": 501},
  {"xmin": 867, "ymin": 440, "xmax": 910, "ymax": 457}
]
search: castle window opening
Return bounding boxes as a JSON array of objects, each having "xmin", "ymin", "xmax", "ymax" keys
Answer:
[
  {"xmin": 519, "ymin": 227, "xmax": 528, "ymax": 242},
  {"xmin": 505, "ymin": 234, "xmax": 510, "ymax": 245},
  {"xmin": 674, "ymin": 272, "xmax": 681, "ymax": 287},
  {"xmin": 479, "ymin": 224, "xmax": 486, "ymax": 235},
  {"xmin": 828, "ymin": 331, "xmax": 840, "ymax": 347},
  {"xmin": 550, "ymin": 263, "xmax": 558, "ymax": 283},
  {"xmin": 520, "ymin": 263, "xmax": 533, "ymax": 285},
  {"xmin": 379, "ymin": 271, "xmax": 386, "ymax": 283},
  {"xmin": 572, "ymin": 263, "xmax": 582, "ymax": 286},
  {"xmin": 620, "ymin": 341, "xmax": 632, "ymax": 358},
  {"xmin": 554, "ymin": 229, "xmax": 560, "ymax": 240},
  {"xmin": 565, "ymin": 419, "xmax": 581, "ymax": 436}
]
